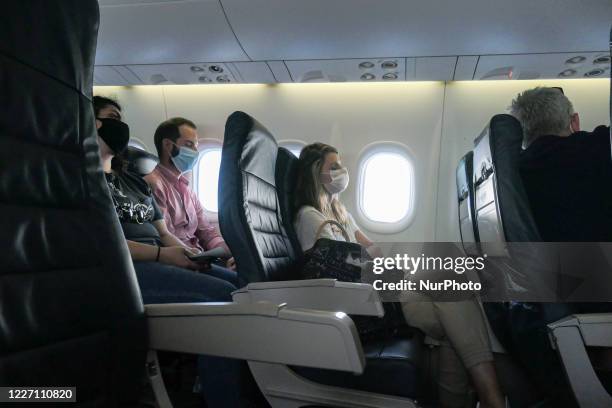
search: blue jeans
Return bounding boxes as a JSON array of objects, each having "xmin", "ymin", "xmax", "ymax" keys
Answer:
[
  {"xmin": 134, "ymin": 262, "xmax": 238, "ymax": 304},
  {"xmin": 134, "ymin": 262, "xmax": 256, "ymax": 408}
]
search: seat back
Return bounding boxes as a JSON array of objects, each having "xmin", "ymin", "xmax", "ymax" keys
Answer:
[
  {"xmin": 456, "ymin": 151, "xmax": 480, "ymax": 255},
  {"xmin": 0, "ymin": 1, "xmax": 147, "ymax": 405},
  {"xmin": 275, "ymin": 147, "xmax": 304, "ymax": 260},
  {"xmin": 218, "ymin": 112, "xmax": 299, "ymax": 283},
  {"xmin": 472, "ymin": 114, "xmax": 541, "ymax": 255},
  {"xmin": 124, "ymin": 146, "xmax": 159, "ymax": 176}
]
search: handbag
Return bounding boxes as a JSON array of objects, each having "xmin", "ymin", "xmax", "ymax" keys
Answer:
[{"xmin": 301, "ymin": 220, "xmax": 406, "ymax": 340}]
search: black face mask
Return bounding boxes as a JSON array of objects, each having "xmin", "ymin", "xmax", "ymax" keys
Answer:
[{"xmin": 97, "ymin": 118, "xmax": 130, "ymax": 154}]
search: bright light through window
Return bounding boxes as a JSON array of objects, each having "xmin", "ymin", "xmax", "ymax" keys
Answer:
[
  {"xmin": 360, "ymin": 152, "xmax": 414, "ymax": 223},
  {"xmin": 197, "ymin": 148, "xmax": 222, "ymax": 212},
  {"xmin": 288, "ymin": 148, "xmax": 302, "ymax": 157},
  {"xmin": 279, "ymin": 141, "xmax": 306, "ymax": 158}
]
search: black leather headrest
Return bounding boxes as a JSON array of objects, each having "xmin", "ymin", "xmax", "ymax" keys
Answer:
[
  {"xmin": 474, "ymin": 114, "xmax": 541, "ymax": 242},
  {"xmin": 219, "ymin": 111, "xmax": 298, "ymax": 283},
  {"xmin": 124, "ymin": 146, "xmax": 159, "ymax": 176},
  {"xmin": 276, "ymin": 147, "xmax": 303, "ymax": 258}
]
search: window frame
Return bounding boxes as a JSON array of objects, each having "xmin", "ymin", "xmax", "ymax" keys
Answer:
[
  {"xmin": 355, "ymin": 141, "xmax": 416, "ymax": 234},
  {"xmin": 193, "ymin": 138, "xmax": 223, "ymax": 220},
  {"xmin": 127, "ymin": 137, "xmax": 149, "ymax": 152},
  {"xmin": 278, "ymin": 139, "xmax": 307, "ymax": 158}
]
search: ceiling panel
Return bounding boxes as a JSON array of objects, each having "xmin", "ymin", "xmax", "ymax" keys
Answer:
[
  {"xmin": 93, "ymin": 66, "xmax": 141, "ymax": 85},
  {"xmin": 127, "ymin": 63, "xmax": 238, "ymax": 84},
  {"xmin": 415, "ymin": 57, "xmax": 457, "ymax": 81},
  {"xmin": 474, "ymin": 52, "xmax": 610, "ymax": 80},
  {"xmin": 222, "ymin": 0, "xmax": 612, "ymax": 61},
  {"xmin": 228, "ymin": 62, "xmax": 276, "ymax": 83},
  {"xmin": 454, "ymin": 56, "xmax": 479, "ymax": 81},
  {"xmin": 267, "ymin": 61, "xmax": 293, "ymax": 82},
  {"xmin": 96, "ymin": 0, "xmax": 248, "ymax": 65},
  {"xmin": 286, "ymin": 58, "xmax": 406, "ymax": 83}
]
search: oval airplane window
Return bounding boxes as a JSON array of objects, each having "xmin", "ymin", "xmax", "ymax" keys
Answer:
[
  {"xmin": 357, "ymin": 143, "xmax": 415, "ymax": 233},
  {"xmin": 278, "ymin": 140, "xmax": 306, "ymax": 157},
  {"xmin": 194, "ymin": 139, "xmax": 222, "ymax": 213}
]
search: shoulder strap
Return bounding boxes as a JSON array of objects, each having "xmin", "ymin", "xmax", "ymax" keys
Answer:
[{"xmin": 314, "ymin": 219, "xmax": 351, "ymax": 242}]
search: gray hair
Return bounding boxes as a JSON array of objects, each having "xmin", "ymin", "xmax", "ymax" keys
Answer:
[{"xmin": 510, "ymin": 87, "xmax": 574, "ymax": 148}]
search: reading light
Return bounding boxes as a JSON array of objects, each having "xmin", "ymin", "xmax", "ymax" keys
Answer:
[
  {"xmin": 382, "ymin": 72, "xmax": 398, "ymax": 80},
  {"xmin": 360, "ymin": 73, "xmax": 375, "ymax": 81},
  {"xmin": 216, "ymin": 75, "xmax": 231, "ymax": 83},
  {"xmin": 209, "ymin": 65, "xmax": 224, "ymax": 73},
  {"xmin": 359, "ymin": 61, "xmax": 374, "ymax": 69},
  {"xmin": 381, "ymin": 60, "xmax": 398, "ymax": 69},
  {"xmin": 190, "ymin": 66, "xmax": 204, "ymax": 72},
  {"xmin": 565, "ymin": 56, "xmax": 586, "ymax": 64},
  {"xmin": 558, "ymin": 69, "xmax": 576, "ymax": 77},
  {"xmin": 593, "ymin": 55, "xmax": 611, "ymax": 65},
  {"xmin": 584, "ymin": 68, "xmax": 604, "ymax": 77}
]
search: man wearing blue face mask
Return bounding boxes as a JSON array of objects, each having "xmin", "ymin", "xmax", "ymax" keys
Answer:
[{"xmin": 144, "ymin": 118, "xmax": 237, "ymax": 271}]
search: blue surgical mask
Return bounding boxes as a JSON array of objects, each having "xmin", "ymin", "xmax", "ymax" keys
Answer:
[{"xmin": 170, "ymin": 143, "xmax": 200, "ymax": 173}]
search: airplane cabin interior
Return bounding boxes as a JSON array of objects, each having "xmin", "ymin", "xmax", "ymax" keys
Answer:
[{"xmin": 1, "ymin": 1, "xmax": 611, "ymax": 408}]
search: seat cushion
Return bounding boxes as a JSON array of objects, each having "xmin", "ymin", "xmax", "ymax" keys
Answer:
[{"xmin": 291, "ymin": 336, "xmax": 426, "ymax": 398}]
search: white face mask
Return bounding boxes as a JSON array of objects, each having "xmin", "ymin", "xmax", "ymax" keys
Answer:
[{"xmin": 322, "ymin": 167, "xmax": 349, "ymax": 194}]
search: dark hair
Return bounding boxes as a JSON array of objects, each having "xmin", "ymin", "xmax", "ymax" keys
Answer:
[
  {"xmin": 92, "ymin": 96, "xmax": 122, "ymax": 117},
  {"xmin": 92, "ymin": 96, "xmax": 126, "ymax": 173},
  {"xmin": 153, "ymin": 117, "xmax": 197, "ymax": 157}
]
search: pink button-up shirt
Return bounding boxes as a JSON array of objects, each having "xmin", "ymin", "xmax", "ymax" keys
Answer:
[{"xmin": 144, "ymin": 164, "xmax": 227, "ymax": 252}]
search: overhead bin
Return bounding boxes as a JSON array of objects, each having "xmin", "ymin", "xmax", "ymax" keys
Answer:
[
  {"xmin": 221, "ymin": 0, "xmax": 612, "ymax": 61},
  {"xmin": 96, "ymin": 0, "xmax": 248, "ymax": 65}
]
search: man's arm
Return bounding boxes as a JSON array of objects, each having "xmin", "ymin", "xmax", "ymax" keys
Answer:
[{"xmin": 192, "ymin": 190, "xmax": 229, "ymax": 252}]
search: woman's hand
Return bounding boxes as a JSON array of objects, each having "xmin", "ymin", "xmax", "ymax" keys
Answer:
[
  {"xmin": 159, "ymin": 246, "xmax": 200, "ymax": 270},
  {"xmin": 226, "ymin": 257, "xmax": 236, "ymax": 270}
]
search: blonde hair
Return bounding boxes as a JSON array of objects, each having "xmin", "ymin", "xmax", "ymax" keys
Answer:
[{"xmin": 294, "ymin": 143, "xmax": 350, "ymax": 228}]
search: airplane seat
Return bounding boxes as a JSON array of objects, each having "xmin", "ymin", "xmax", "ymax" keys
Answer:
[
  {"xmin": 455, "ymin": 151, "xmax": 479, "ymax": 256},
  {"xmin": 275, "ymin": 146, "xmax": 304, "ymax": 263},
  {"xmin": 0, "ymin": 0, "xmax": 148, "ymax": 404},
  {"xmin": 219, "ymin": 111, "xmax": 428, "ymax": 403},
  {"xmin": 471, "ymin": 114, "xmax": 612, "ymax": 406},
  {"xmin": 123, "ymin": 146, "xmax": 159, "ymax": 176},
  {"xmin": 472, "ymin": 114, "xmax": 541, "ymax": 248}
]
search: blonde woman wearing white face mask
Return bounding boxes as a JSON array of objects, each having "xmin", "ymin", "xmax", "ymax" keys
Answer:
[
  {"xmin": 294, "ymin": 143, "xmax": 376, "ymax": 252},
  {"xmin": 293, "ymin": 143, "xmax": 505, "ymax": 408}
]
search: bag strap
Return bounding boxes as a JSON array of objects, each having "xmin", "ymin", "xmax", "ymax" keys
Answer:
[{"xmin": 314, "ymin": 219, "xmax": 351, "ymax": 242}]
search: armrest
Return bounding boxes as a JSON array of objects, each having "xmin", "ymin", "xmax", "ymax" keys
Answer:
[
  {"xmin": 145, "ymin": 301, "xmax": 365, "ymax": 374},
  {"xmin": 547, "ymin": 313, "xmax": 612, "ymax": 407},
  {"xmin": 548, "ymin": 313, "xmax": 612, "ymax": 347},
  {"xmin": 232, "ymin": 279, "xmax": 384, "ymax": 317}
]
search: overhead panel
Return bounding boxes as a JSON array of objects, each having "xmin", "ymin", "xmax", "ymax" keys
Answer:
[
  {"xmin": 474, "ymin": 52, "xmax": 610, "ymax": 80},
  {"xmin": 127, "ymin": 63, "xmax": 238, "ymax": 85},
  {"xmin": 221, "ymin": 0, "xmax": 612, "ymax": 61},
  {"xmin": 405, "ymin": 58, "xmax": 416, "ymax": 81},
  {"xmin": 94, "ymin": 66, "xmax": 142, "ymax": 86},
  {"xmin": 454, "ymin": 56, "xmax": 479, "ymax": 81},
  {"xmin": 415, "ymin": 57, "xmax": 457, "ymax": 81},
  {"xmin": 267, "ymin": 61, "xmax": 293, "ymax": 82},
  {"xmin": 96, "ymin": 0, "xmax": 249, "ymax": 65},
  {"xmin": 285, "ymin": 58, "xmax": 406, "ymax": 83},
  {"xmin": 227, "ymin": 62, "xmax": 276, "ymax": 83}
]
